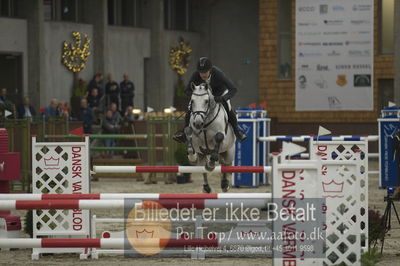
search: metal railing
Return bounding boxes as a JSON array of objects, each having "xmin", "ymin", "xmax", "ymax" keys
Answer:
[{"xmin": 3, "ymin": 113, "xmax": 185, "ymax": 191}]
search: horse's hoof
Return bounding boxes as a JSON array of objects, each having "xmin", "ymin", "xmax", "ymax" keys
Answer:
[
  {"xmin": 221, "ymin": 179, "xmax": 230, "ymax": 192},
  {"xmin": 205, "ymin": 161, "xmax": 215, "ymax": 171},
  {"xmin": 203, "ymin": 184, "xmax": 212, "ymax": 193}
]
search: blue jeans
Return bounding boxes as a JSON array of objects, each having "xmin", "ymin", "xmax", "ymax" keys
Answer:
[{"xmin": 104, "ymin": 139, "xmax": 115, "ymax": 155}]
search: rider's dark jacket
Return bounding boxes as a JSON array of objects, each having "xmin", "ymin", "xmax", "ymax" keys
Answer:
[{"xmin": 184, "ymin": 66, "xmax": 237, "ymax": 101}]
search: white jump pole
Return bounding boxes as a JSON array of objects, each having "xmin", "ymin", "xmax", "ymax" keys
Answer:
[
  {"xmin": 259, "ymin": 135, "xmax": 379, "ymax": 142},
  {"xmin": 276, "ymin": 152, "xmax": 379, "ymax": 159}
]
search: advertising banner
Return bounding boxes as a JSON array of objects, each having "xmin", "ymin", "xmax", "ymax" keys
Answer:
[{"xmin": 296, "ymin": 0, "xmax": 374, "ymax": 110}]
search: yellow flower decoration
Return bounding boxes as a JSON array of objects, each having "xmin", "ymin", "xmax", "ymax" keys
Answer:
[
  {"xmin": 168, "ymin": 37, "xmax": 192, "ymax": 76},
  {"xmin": 62, "ymin": 32, "xmax": 91, "ymax": 73}
]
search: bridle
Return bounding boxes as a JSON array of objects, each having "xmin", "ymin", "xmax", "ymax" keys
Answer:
[
  {"xmin": 190, "ymin": 85, "xmax": 220, "ymax": 130},
  {"xmin": 191, "ymin": 90, "xmax": 211, "ymax": 121},
  {"xmin": 189, "ymin": 84, "xmax": 225, "ymax": 154}
]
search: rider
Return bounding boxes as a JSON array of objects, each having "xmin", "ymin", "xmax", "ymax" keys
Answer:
[{"xmin": 173, "ymin": 57, "xmax": 247, "ymax": 143}]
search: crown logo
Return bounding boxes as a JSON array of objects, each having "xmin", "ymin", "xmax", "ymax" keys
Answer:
[
  {"xmin": 136, "ymin": 229, "xmax": 154, "ymax": 239},
  {"xmin": 44, "ymin": 157, "xmax": 60, "ymax": 167},
  {"xmin": 322, "ymin": 180, "xmax": 344, "ymax": 193}
]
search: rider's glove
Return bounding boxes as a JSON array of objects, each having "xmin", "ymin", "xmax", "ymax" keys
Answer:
[{"xmin": 214, "ymin": 96, "xmax": 224, "ymax": 103}]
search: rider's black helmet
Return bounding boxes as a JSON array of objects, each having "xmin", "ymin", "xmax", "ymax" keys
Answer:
[{"xmin": 197, "ymin": 57, "xmax": 212, "ymax": 73}]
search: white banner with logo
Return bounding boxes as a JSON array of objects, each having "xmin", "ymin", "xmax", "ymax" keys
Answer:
[{"xmin": 295, "ymin": 0, "xmax": 373, "ymax": 111}]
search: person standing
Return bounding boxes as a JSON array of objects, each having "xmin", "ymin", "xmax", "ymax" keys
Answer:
[
  {"xmin": 87, "ymin": 73, "xmax": 104, "ymax": 97},
  {"xmin": 120, "ymin": 73, "xmax": 134, "ymax": 114},
  {"xmin": 102, "ymin": 109, "xmax": 121, "ymax": 156},
  {"xmin": 78, "ymin": 98, "xmax": 94, "ymax": 134},
  {"xmin": 105, "ymin": 73, "xmax": 120, "ymax": 109}
]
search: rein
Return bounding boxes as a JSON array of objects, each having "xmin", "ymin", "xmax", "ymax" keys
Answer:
[{"xmin": 203, "ymin": 104, "xmax": 221, "ymax": 128}]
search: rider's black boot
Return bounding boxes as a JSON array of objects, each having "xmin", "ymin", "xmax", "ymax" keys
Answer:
[
  {"xmin": 228, "ymin": 110, "xmax": 247, "ymax": 142},
  {"xmin": 173, "ymin": 111, "xmax": 191, "ymax": 143}
]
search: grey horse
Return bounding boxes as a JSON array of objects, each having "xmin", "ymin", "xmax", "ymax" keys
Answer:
[{"xmin": 185, "ymin": 82, "xmax": 236, "ymax": 193}]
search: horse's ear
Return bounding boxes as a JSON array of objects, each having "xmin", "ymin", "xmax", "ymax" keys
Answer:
[{"xmin": 191, "ymin": 82, "xmax": 195, "ymax": 91}]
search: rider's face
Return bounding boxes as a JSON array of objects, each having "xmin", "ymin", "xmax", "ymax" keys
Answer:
[{"xmin": 200, "ymin": 70, "xmax": 211, "ymax": 81}]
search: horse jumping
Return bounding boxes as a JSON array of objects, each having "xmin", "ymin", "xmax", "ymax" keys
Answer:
[{"xmin": 185, "ymin": 82, "xmax": 236, "ymax": 193}]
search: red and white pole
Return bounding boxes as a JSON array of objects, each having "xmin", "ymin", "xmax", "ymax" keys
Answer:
[
  {"xmin": 0, "ymin": 238, "xmax": 270, "ymax": 249},
  {"xmin": 0, "ymin": 192, "xmax": 272, "ymax": 201},
  {"xmin": 0, "ymin": 198, "xmax": 270, "ymax": 210},
  {"xmin": 93, "ymin": 165, "xmax": 272, "ymax": 174}
]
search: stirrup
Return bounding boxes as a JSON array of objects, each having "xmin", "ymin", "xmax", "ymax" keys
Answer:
[
  {"xmin": 235, "ymin": 130, "xmax": 247, "ymax": 142},
  {"xmin": 173, "ymin": 130, "xmax": 187, "ymax": 143}
]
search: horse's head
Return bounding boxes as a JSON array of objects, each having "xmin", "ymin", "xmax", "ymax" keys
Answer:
[{"xmin": 189, "ymin": 82, "xmax": 215, "ymax": 131}]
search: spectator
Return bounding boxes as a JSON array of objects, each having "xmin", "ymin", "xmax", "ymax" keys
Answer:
[
  {"xmin": 73, "ymin": 78, "xmax": 88, "ymax": 98},
  {"xmin": 0, "ymin": 88, "xmax": 8, "ymax": 103},
  {"xmin": 17, "ymin": 96, "xmax": 36, "ymax": 120},
  {"xmin": 44, "ymin": 98, "xmax": 61, "ymax": 118},
  {"xmin": 87, "ymin": 73, "xmax": 104, "ymax": 97},
  {"xmin": 120, "ymin": 73, "xmax": 134, "ymax": 114},
  {"xmin": 110, "ymin": 102, "xmax": 122, "ymax": 125},
  {"xmin": 105, "ymin": 74, "xmax": 120, "ymax": 109},
  {"xmin": 60, "ymin": 102, "xmax": 72, "ymax": 119},
  {"xmin": 57, "ymin": 102, "xmax": 64, "ymax": 117},
  {"xmin": 123, "ymin": 106, "xmax": 138, "ymax": 126},
  {"xmin": 0, "ymin": 88, "xmax": 16, "ymax": 118},
  {"xmin": 78, "ymin": 98, "xmax": 94, "ymax": 134},
  {"xmin": 102, "ymin": 109, "xmax": 120, "ymax": 156},
  {"xmin": 87, "ymin": 88, "xmax": 103, "ymax": 112}
]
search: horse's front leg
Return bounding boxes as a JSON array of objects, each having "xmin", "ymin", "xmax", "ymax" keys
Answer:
[
  {"xmin": 198, "ymin": 154, "xmax": 211, "ymax": 193},
  {"xmin": 185, "ymin": 127, "xmax": 194, "ymax": 154},
  {"xmin": 220, "ymin": 147, "xmax": 234, "ymax": 192},
  {"xmin": 206, "ymin": 132, "xmax": 224, "ymax": 171},
  {"xmin": 202, "ymin": 173, "xmax": 211, "ymax": 193},
  {"xmin": 221, "ymin": 173, "xmax": 230, "ymax": 192},
  {"xmin": 185, "ymin": 127, "xmax": 197, "ymax": 163}
]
